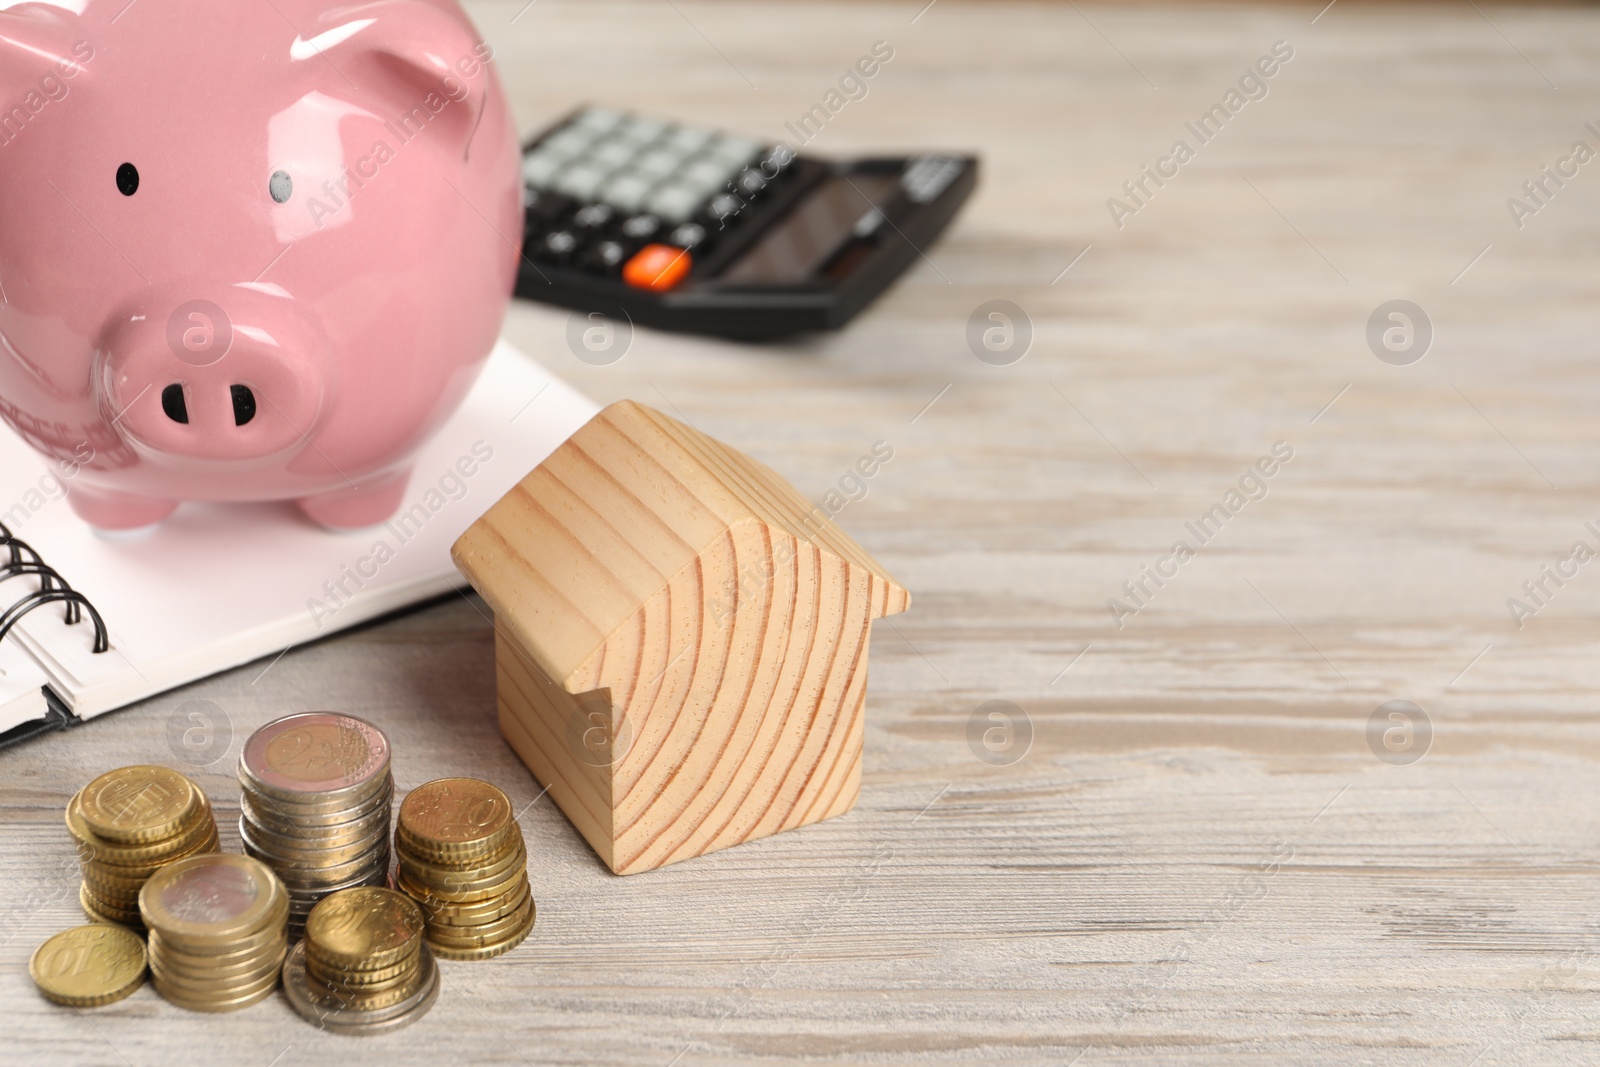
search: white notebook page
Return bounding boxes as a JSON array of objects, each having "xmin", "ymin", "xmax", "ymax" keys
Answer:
[{"xmin": 0, "ymin": 339, "xmax": 596, "ymax": 729}]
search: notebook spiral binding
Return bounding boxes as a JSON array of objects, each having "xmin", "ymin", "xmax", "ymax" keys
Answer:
[{"xmin": 0, "ymin": 520, "xmax": 109, "ymax": 654}]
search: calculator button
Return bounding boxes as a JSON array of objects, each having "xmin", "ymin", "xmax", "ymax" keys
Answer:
[
  {"xmin": 706, "ymin": 136, "xmax": 760, "ymax": 168},
  {"xmin": 538, "ymin": 230, "xmax": 579, "ymax": 262},
  {"xmin": 554, "ymin": 163, "xmax": 610, "ymax": 200},
  {"xmin": 573, "ymin": 203, "xmax": 614, "ymax": 230},
  {"xmin": 680, "ymin": 157, "xmax": 731, "ymax": 190},
  {"xmin": 623, "ymin": 243, "xmax": 693, "ymax": 291},
  {"xmin": 589, "ymin": 138, "xmax": 639, "ymax": 170},
  {"xmin": 620, "ymin": 214, "xmax": 661, "ymax": 240},
  {"xmin": 539, "ymin": 126, "xmax": 598, "ymax": 159},
  {"xmin": 521, "ymin": 151, "xmax": 565, "ymax": 188},
  {"xmin": 615, "ymin": 116, "xmax": 668, "ymax": 145},
  {"xmin": 664, "ymin": 126, "xmax": 713, "ymax": 154},
  {"xmin": 599, "ymin": 173, "xmax": 654, "ymax": 213},
  {"xmin": 572, "ymin": 107, "xmax": 625, "ymax": 134},
  {"xmin": 644, "ymin": 182, "xmax": 703, "ymax": 223},
  {"xmin": 734, "ymin": 168, "xmax": 767, "ymax": 198},
  {"xmin": 705, "ymin": 193, "xmax": 743, "ymax": 228},
  {"xmin": 667, "ymin": 223, "xmax": 707, "ymax": 250},
  {"xmin": 581, "ymin": 240, "xmax": 630, "ymax": 274},
  {"xmin": 524, "ymin": 187, "xmax": 576, "ymax": 223},
  {"xmin": 633, "ymin": 148, "xmax": 682, "ymax": 181}
]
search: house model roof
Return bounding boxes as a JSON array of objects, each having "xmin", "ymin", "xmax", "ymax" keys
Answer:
[{"xmin": 453, "ymin": 400, "xmax": 909, "ymax": 694}]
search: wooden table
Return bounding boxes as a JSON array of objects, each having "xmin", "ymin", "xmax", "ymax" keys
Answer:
[{"xmin": 7, "ymin": 1, "xmax": 1600, "ymax": 1063}]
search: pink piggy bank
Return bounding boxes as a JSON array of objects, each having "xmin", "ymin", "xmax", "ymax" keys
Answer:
[{"xmin": 0, "ymin": 0, "xmax": 521, "ymax": 529}]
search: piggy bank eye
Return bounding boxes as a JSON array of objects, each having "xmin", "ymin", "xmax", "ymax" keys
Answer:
[
  {"xmin": 269, "ymin": 170, "xmax": 292, "ymax": 204},
  {"xmin": 115, "ymin": 162, "xmax": 139, "ymax": 196}
]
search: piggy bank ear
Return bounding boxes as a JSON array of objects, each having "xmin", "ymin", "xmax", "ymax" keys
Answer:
[
  {"xmin": 0, "ymin": 5, "xmax": 89, "ymax": 97},
  {"xmin": 294, "ymin": 0, "xmax": 492, "ymax": 159}
]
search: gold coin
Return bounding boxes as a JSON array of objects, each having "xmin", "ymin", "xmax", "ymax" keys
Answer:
[
  {"xmin": 30, "ymin": 924, "xmax": 147, "ymax": 1007},
  {"xmin": 398, "ymin": 845, "xmax": 526, "ymax": 903},
  {"xmin": 149, "ymin": 902, "xmax": 291, "ymax": 959},
  {"xmin": 80, "ymin": 888, "xmax": 139, "ymax": 918},
  {"xmin": 308, "ymin": 957, "xmax": 420, "ymax": 996},
  {"xmin": 305, "ymin": 964, "xmax": 424, "ymax": 1012},
  {"xmin": 80, "ymin": 884, "xmax": 143, "ymax": 927},
  {"xmin": 75, "ymin": 819, "xmax": 220, "ymax": 876},
  {"xmin": 151, "ymin": 934, "xmax": 288, "ymax": 978},
  {"xmin": 426, "ymin": 895, "xmax": 536, "ymax": 948},
  {"xmin": 306, "ymin": 944, "xmax": 419, "ymax": 988},
  {"xmin": 156, "ymin": 986, "xmax": 278, "ymax": 1013},
  {"xmin": 80, "ymin": 884, "xmax": 142, "ymax": 910},
  {"xmin": 304, "ymin": 886, "xmax": 423, "ymax": 970},
  {"xmin": 82, "ymin": 833, "xmax": 223, "ymax": 894},
  {"xmin": 151, "ymin": 935, "xmax": 286, "ymax": 979},
  {"xmin": 80, "ymin": 862, "xmax": 150, "ymax": 896},
  {"xmin": 281, "ymin": 940, "xmax": 439, "ymax": 1031},
  {"xmin": 395, "ymin": 825, "xmax": 524, "ymax": 883},
  {"xmin": 68, "ymin": 786, "xmax": 213, "ymax": 856},
  {"xmin": 140, "ymin": 853, "xmax": 283, "ymax": 941},
  {"xmin": 75, "ymin": 766, "xmax": 198, "ymax": 845},
  {"xmin": 396, "ymin": 778, "xmax": 514, "ymax": 861},
  {"xmin": 428, "ymin": 902, "xmax": 534, "ymax": 940},
  {"xmin": 427, "ymin": 902, "xmax": 536, "ymax": 961},
  {"xmin": 411, "ymin": 877, "xmax": 529, "ymax": 925},
  {"xmin": 152, "ymin": 965, "xmax": 281, "ymax": 1012},
  {"xmin": 307, "ymin": 931, "xmax": 418, "ymax": 975},
  {"xmin": 400, "ymin": 853, "xmax": 524, "ymax": 896},
  {"xmin": 150, "ymin": 946, "xmax": 285, "ymax": 989}
]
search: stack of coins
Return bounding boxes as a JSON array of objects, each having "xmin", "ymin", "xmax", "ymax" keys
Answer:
[
  {"xmin": 394, "ymin": 778, "xmax": 536, "ymax": 960},
  {"xmin": 139, "ymin": 853, "xmax": 289, "ymax": 1012},
  {"xmin": 66, "ymin": 765, "xmax": 219, "ymax": 928},
  {"xmin": 238, "ymin": 713, "xmax": 392, "ymax": 937},
  {"xmin": 30, "ymin": 924, "xmax": 147, "ymax": 1007},
  {"xmin": 281, "ymin": 886, "xmax": 439, "ymax": 1034}
]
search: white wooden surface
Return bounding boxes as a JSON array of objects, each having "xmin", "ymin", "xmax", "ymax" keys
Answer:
[{"xmin": 7, "ymin": 1, "xmax": 1600, "ymax": 1063}]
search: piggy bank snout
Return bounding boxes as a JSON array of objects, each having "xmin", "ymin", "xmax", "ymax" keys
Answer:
[{"xmin": 103, "ymin": 300, "xmax": 323, "ymax": 463}]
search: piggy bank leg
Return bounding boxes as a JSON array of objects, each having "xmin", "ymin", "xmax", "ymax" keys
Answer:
[
  {"xmin": 296, "ymin": 469, "xmax": 412, "ymax": 530},
  {"xmin": 66, "ymin": 485, "xmax": 178, "ymax": 531}
]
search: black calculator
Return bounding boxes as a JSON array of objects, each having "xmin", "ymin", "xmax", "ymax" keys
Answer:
[{"xmin": 514, "ymin": 106, "xmax": 977, "ymax": 341}]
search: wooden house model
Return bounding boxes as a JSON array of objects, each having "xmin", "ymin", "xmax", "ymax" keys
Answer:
[{"xmin": 452, "ymin": 400, "xmax": 909, "ymax": 875}]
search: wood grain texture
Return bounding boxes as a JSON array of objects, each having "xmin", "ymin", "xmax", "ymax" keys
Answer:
[
  {"xmin": 455, "ymin": 401, "xmax": 907, "ymax": 873},
  {"xmin": 6, "ymin": 1, "xmax": 1600, "ymax": 1064}
]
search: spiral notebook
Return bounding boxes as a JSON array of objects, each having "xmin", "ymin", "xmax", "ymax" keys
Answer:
[{"xmin": 0, "ymin": 339, "xmax": 598, "ymax": 748}]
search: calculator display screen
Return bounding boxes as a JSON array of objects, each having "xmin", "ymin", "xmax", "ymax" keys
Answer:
[{"xmin": 719, "ymin": 173, "xmax": 900, "ymax": 284}]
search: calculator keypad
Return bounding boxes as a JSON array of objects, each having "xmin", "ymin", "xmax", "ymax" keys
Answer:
[{"xmin": 521, "ymin": 107, "xmax": 794, "ymax": 288}]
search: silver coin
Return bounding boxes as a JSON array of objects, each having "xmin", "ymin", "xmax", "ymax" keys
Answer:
[
  {"xmin": 284, "ymin": 866, "xmax": 390, "ymax": 908},
  {"xmin": 255, "ymin": 867, "xmax": 387, "ymax": 901},
  {"xmin": 267, "ymin": 859, "xmax": 389, "ymax": 894},
  {"xmin": 239, "ymin": 714, "xmax": 391, "ymax": 806},
  {"xmin": 235, "ymin": 812, "xmax": 388, "ymax": 863},
  {"xmin": 241, "ymin": 822, "xmax": 388, "ymax": 874},
  {"xmin": 243, "ymin": 783, "xmax": 390, "ymax": 825},
  {"xmin": 239, "ymin": 770, "xmax": 390, "ymax": 819},
  {"xmin": 241, "ymin": 823, "xmax": 388, "ymax": 859},
  {"xmin": 242, "ymin": 778, "xmax": 393, "ymax": 828},
  {"xmin": 281, "ymin": 939, "xmax": 439, "ymax": 1035}
]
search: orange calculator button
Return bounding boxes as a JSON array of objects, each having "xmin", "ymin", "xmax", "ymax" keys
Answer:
[{"xmin": 622, "ymin": 244, "xmax": 692, "ymax": 291}]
